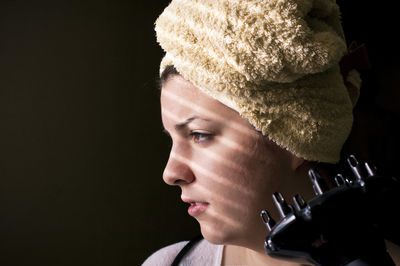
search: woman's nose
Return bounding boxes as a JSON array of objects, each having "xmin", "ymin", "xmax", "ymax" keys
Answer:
[{"xmin": 163, "ymin": 150, "xmax": 195, "ymax": 186}]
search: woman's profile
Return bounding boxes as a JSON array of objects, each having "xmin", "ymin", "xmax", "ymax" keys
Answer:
[{"xmin": 142, "ymin": 0, "xmax": 400, "ymax": 265}]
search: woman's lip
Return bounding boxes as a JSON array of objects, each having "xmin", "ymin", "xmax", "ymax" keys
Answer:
[
  {"xmin": 181, "ymin": 197, "xmax": 209, "ymax": 216},
  {"xmin": 181, "ymin": 197, "xmax": 208, "ymax": 205},
  {"xmin": 187, "ymin": 202, "xmax": 209, "ymax": 216}
]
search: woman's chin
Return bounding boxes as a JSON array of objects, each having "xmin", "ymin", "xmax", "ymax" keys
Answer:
[{"xmin": 199, "ymin": 222, "xmax": 235, "ymax": 245}]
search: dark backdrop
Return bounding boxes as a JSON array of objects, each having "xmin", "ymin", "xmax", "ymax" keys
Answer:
[{"xmin": 0, "ymin": 1, "xmax": 399, "ymax": 265}]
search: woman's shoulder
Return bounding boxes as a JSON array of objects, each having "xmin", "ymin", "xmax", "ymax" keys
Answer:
[{"xmin": 141, "ymin": 237, "xmax": 224, "ymax": 266}]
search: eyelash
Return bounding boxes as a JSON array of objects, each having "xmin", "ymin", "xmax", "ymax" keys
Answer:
[
  {"xmin": 162, "ymin": 129, "xmax": 212, "ymax": 145},
  {"xmin": 189, "ymin": 131, "xmax": 212, "ymax": 143}
]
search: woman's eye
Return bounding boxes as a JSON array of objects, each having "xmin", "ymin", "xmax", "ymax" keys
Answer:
[{"xmin": 189, "ymin": 132, "xmax": 212, "ymax": 143}]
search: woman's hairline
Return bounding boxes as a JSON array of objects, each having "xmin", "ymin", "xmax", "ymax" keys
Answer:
[{"xmin": 159, "ymin": 65, "xmax": 180, "ymax": 89}]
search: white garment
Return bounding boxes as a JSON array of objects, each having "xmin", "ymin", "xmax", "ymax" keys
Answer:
[{"xmin": 142, "ymin": 238, "xmax": 224, "ymax": 266}]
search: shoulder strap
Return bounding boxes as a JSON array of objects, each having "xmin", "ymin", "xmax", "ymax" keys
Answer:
[{"xmin": 170, "ymin": 235, "xmax": 204, "ymax": 266}]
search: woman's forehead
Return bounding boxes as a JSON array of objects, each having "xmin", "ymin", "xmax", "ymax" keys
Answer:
[
  {"xmin": 161, "ymin": 76, "xmax": 232, "ymax": 120},
  {"xmin": 161, "ymin": 76, "xmax": 202, "ymax": 103}
]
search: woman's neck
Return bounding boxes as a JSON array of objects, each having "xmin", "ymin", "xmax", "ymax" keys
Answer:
[{"xmin": 222, "ymin": 244, "xmax": 311, "ymax": 266}]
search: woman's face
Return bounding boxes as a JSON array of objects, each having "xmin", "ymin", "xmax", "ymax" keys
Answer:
[{"xmin": 161, "ymin": 75, "xmax": 307, "ymax": 250}]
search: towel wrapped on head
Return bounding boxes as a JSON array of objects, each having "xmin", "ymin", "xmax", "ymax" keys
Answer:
[{"xmin": 155, "ymin": 0, "xmax": 361, "ymax": 163}]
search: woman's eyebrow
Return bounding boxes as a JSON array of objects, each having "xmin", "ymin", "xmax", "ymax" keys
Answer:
[
  {"xmin": 175, "ymin": 116, "xmax": 210, "ymax": 131},
  {"xmin": 162, "ymin": 116, "xmax": 212, "ymax": 135}
]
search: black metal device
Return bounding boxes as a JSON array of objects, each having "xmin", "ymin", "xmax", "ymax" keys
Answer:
[{"xmin": 260, "ymin": 155, "xmax": 400, "ymax": 266}]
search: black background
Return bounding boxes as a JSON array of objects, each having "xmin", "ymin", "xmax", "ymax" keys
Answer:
[{"xmin": 0, "ymin": 1, "xmax": 399, "ymax": 265}]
